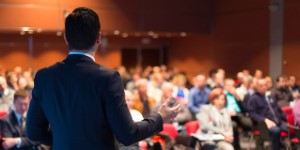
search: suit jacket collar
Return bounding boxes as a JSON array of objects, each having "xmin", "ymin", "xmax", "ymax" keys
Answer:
[{"xmin": 63, "ymin": 54, "xmax": 95, "ymax": 64}]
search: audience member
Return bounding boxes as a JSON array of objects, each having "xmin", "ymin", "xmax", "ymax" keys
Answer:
[
  {"xmin": 206, "ymin": 68, "xmax": 218, "ymax": 89},
  {"xmin": 6, "ymin": 72, "xmax": 18, "ymax": 91},
  {"xmin": 271, "ymin": 75, "xmax": 293, "ymax": 107},
  {"xmin": 153, "ymin": 82, "xmax": 191, "ymax": 125},
  {"xmin": 132, "ymin": 78, "xmax": 156, "ymax": 118},
  {"xmin": 117, "ymin": 66, "xmax": 131, "ymax": 88},
  {"xmin": 223, "ymin": 78, "xmax": 252, "ymax": 150},
  {"xmin": 0, "ymin": 90, "xmax": 40, "ymax": 150},
  {"xmin": 0, "ymin": 76, "xmax": 15, "ymax": 113},
  {"xmin": 188, "ymin": 74, "xmax": 210, "ymax": 119},
  {"xmin": 17, "ymin": 77, "xmax": 27, "ymax": 91},
  {"xmin": 254, "ymin": 69, "xmax": 263, "ymax": 79},
  {"xmin": 288, "ymin": 76, "xmax": 300, "ymax": 100},
  {"xmin": 119, "ymin": 90, "xmax": 144, "ymax": 150},
  {"xmin": 236, "ymin": 76, "xmax": 252, "ymax": 101},
  {"xmin": 172, "ymin": 73, "xmax": 189, "ymax": 105},
  {"xmin": 248, "ymin": 78, "xmax": 288, "ymax": 150},
  {"xmin": 126, "ymin": 73, "xmax": 141, "ymax": 93},
  {"xmin": 208, "ymin": 72, "xmax": 224, "ymax": 89},
  {"xmin": 125, "ymin": 90, "xmax": 144, "ymax": 122},
  {"xmin": 198, "ymin": 88, "xmax": 234, "ymax": 150},
  {"xmin": 235, "ymin": 72, "xmax": 244, "ymax": 88}
]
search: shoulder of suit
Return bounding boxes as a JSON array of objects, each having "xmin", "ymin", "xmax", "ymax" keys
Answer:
[{"xmin": 36, "ymin": 61, "xmax": 117, "ymax": 77}]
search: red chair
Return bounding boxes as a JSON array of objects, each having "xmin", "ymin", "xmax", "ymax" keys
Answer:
[
  {"xmin": 160, "ymin": 123, "xmax": 178, "ymax": 140},
  {"xmin": 0, "ymin": 111, "xmax": 7, "ymax": 119},
  {"xmin": 282, "ymin": 106, "xmax": 293, "ymax": 115},
  {"xmin": 185, "ymin": 120, "xmax": 199, "ymax": 135}
]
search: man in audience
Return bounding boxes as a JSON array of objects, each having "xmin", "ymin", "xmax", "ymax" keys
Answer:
[
  {"xmin": 254, "ymin": 69, "xmax": 263, "ymax": 79},
  {"xmin": 126, "ymin": 73, "xmax": 141, "ymax": 93},
  {"xmin": 288, "ymin": 75, "xmax": 300, "ymax": 100},
  {"xmin": 235, "ymin": 71, "xmax": 244, "ymax": 88},
  {"xmin": 248, "ymin": 78, "xmax": 288, "ymax": 150},
  {"xmin": 208, "ymin": 72, "xmax": 224, "ymax": 89},
  {"xmin": 0, "ymin": 76, "xmax": 15, "ymax": 113},
  {"xmin": 153, "ymin": 82, "xmax": 191, "ymax": 125},
  {"xmin": 188, "ymin": 74, "xmax": 210, "ymax": 119},
  {"xmin": 147, "ymin": 73, "xmax": 164, "ymax": 103},
  {"xmin": 0, "ymin": 90, "xmax": 40, "ymax": 150},
  {"xmin": 271, "ymin": 75, "xmax": 293, "ymax": 107},
  {"xmin": 224, "ymin": 78, "xmax": 252, "ymax": 150},
  {"xmin": 236, "ymin": 76, "xmax": 253, "ymax": 101},
  {"xmin": 132, "ymin": 78, "xmax": 157, "ymax": 118}
]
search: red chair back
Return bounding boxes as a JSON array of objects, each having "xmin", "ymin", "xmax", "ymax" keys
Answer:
[
  {"xmin": 0, "ymin": 111, "xmax": 7, "ymax": 119},
  {"xmin": 160, "ymin": 124, "xmax": 178, "ymax": 140},
  {"xmin": 287, "ymin": 113, "xmax": 296, "ymax": 134},
  {"xmin": 281, "ymin": 106, "xmax": 293, "ymax": 115},
  {"xmin": 185, "ymin": 120, "xmax": 199, "ymax": 135}
]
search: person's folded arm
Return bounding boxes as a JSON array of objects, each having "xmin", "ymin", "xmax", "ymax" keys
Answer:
[{"xmin": 104, "ymin": 71, "xmax": 163, "ymax": 146}]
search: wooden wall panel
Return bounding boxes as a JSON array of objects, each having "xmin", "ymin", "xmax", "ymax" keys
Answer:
[
  {"xmin": 0, "ymin": 0, "xmax": 210, "ymax": 33},
  {"xmin": 283, "ymin": 1, "xmax": 300, "ymax": 80},
  {"xmin": 212, "ymin": 0, "xmax": 270, "ymax": 78}
]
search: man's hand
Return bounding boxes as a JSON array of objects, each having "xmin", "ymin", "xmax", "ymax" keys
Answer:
[
  {"xmin": 158, "ymin": 99, "xmax": 181, "ymax": 123},
  {"xmin": 264, "ymin": 118, "xmax": 276, "ymax": 129},
  {"xmin": 2, "ymin": 137, "xmax": 19, "ymax": 150}
]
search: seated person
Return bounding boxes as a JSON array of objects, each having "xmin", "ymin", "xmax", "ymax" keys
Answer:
[
  {"xmin": 224, "ymin": 78, "xmax": 252, "ymax": 150},
  {"xmin": 197, "ymin": 88, "xmax": 234, "ymax": 150},
  {"xmin": 153, "ymin": 82, "xmax": 192, "ymax": 125},
  {"xmin": 132, "ymin": 78, "xmax": 157, "ymax": 118},
  {"xmin": 271, "ymin": 75, "xmax": 293, "ymax": 107},
  {"xmin": 0, "ymin": 90, "xmax": 40, "ymax": 150},
  {"xmin": 188, "ymin": 74, "xmax": 210, "ymax": 119},
  {"xmin": 248, "ymin": 78, "xmax": 288, "ymax": 150}
]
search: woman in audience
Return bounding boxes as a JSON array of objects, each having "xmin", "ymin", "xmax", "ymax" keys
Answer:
[{"xmin": 198, "ymin": 88, "xmax": 234, "ymax": 150}]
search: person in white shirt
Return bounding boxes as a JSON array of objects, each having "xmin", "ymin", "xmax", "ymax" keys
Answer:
[{"xmin": 124, "ymin": 90, "xmax": 144, "ymax": 122}]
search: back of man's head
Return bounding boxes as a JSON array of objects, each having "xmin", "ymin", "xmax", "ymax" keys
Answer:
[{"xmin": 65, "ymin": 7, "xmax": 101, "ymax": 50}]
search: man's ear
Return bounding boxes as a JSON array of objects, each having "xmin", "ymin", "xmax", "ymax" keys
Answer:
[
  {"xmin": 96, "ymin": 32, "xmax": 101, "ymax": 45},
  {"xmin": 64, "ymin": 33, "xmax": 69, "ymax": 45}
]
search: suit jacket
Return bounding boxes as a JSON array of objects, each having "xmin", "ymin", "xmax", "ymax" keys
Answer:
[
  {"xmin": 0, "ymin": 112, "xmax": 38, "ymax": 150},
  {"xmin": 26, "ymin": 54, "xmax": 163, "ymax": 150},
  {"xmin": 197, "ymin": 104, "xmax": 233, "ymax": 135}
]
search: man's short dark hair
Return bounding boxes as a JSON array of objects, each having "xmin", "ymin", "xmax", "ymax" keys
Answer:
[
  {"xmin": 276, "ymin": 75, "xmax": 287, "ymax": 82},
  {"xmin": 14, "ymin": 90, "xmax": 29, "ymax": 101},
  {"xmin": 65, "ymin": 7, "xmax": 101, "ymax": 50}
]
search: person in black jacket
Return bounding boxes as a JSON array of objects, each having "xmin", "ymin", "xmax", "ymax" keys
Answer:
[
  {"xmin": 0, "ymin": 90, "xmax": 39, "ymax": 150},
  {"xmin": 26, "ymin": 7, "xmax": 180, "ymax": 150}
]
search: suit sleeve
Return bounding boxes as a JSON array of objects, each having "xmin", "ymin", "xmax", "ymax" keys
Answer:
[
  {"xmin": 26, "ymin": 71, "xmax": 52, "ymax": 146},
  {"xmin": 0, "ymin": 119, "xmax": 13, "ymax": 137},
  {"xmin": 104, "ymin": 71, "xmax": 163, "ymax": 146},
  {"xmin": 0, "ymin": 119, "xmax": 38, "ymax": 148}
]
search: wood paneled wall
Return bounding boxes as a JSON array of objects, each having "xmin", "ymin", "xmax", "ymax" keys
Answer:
[{"xmin": 0, "ymin": 0, "xmax": 210, "ymax": 33}]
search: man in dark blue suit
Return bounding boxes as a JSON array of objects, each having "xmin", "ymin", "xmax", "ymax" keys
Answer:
[
  {"xmin": 26, "ymin": 7, "xmax": 180, "ymax": 150},
  {"xmin": 0, "ymin": 90, "xmax": 39, "ymax": 150}
]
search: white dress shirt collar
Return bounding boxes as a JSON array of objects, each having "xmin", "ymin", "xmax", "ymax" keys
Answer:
[{"xmin": 69, "ymin": 51, "xmax": 95, "ymax": 62}]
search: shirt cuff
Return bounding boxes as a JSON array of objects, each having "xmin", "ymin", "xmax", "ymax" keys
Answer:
[{"xmin": 16, "ymin": 138, "xmax": 22, "ymax": 148}]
